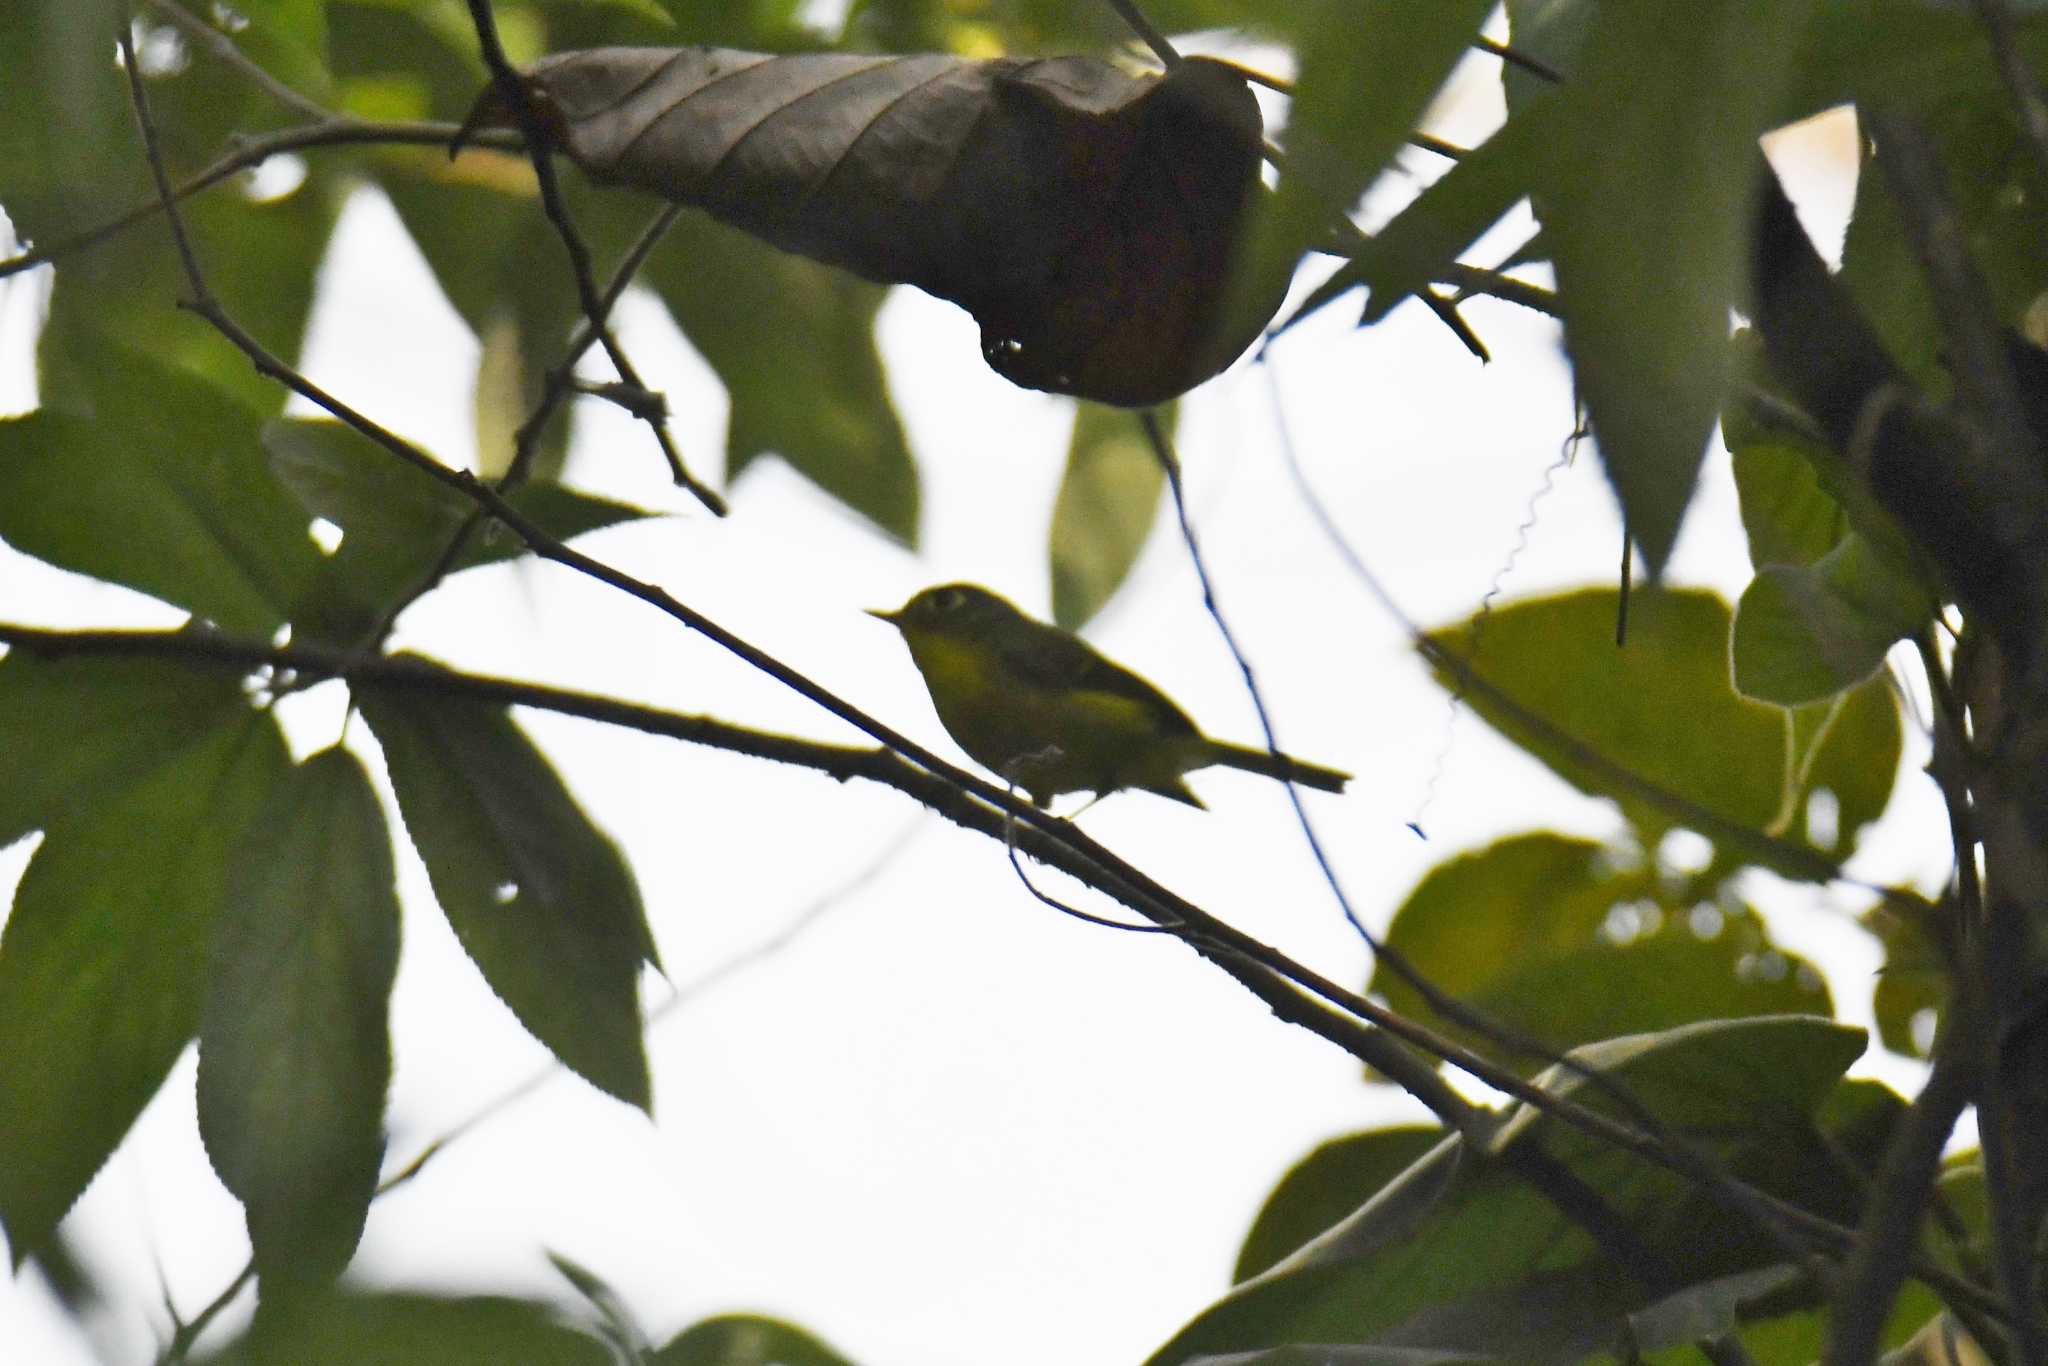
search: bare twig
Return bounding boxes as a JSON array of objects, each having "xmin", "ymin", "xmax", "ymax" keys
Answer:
[
  {"xmin": 155, "ymin": 1262, "xmax": 253, "ymax": 1364},
  {"xmin": 1103, "ymin": 0, "xmax": 1181, "ymax": 69},
  {"xmin": 460, "ymin": 0, "xmax": 721, "ymax": 515}
]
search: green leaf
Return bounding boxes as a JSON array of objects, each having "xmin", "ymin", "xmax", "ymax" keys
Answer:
[
  {"xmin": 652, "ymin": 1313, "xmax": 863, "ymax": 1366},
  {"xmin": 358, "ymin": 682, "xmax": 656, "ymax": 1110},
  {"xmin": 1235, "ymin": 1128, "xmax": 1445, "ymax": 1284},
  {"xmin": 842, "ymin": 0, "xmax": 1292, "ymax": 59},
  {"xmin": 210, "ymin": 1290, "xmax": 614, "ymax": 1365},
  {"xmin": 1248, "ymin": 0, "xmax": 1495, "ymax": 314},
  {"xmin": 1782, "ymin": 0, "xmax": 2048, "ymax": 128},
  {"xmin": 1796, "ymin": 676, "xmax": 1902, "ymax": 857},
  {"xmin": 1731, "ymin": 531, "xmax": 1935, "ymax": 706},
  {"xmin": 0, "ymin": 354, "xmax": 325, "ymax": 635},
  {"xmin": 0, "ymin": 650, "xmax": 247, "ymax": 851},
  {"xmin": 206, "ymin": 0, "xmax": 334, "ymax": 98},
  {"xmin": 1369, "ymin": 834, "xmax": 1830, "ymax": 1067},
  {"xmin": 1148, "ymin": 1018, "xmax": 1870, "ymax": 1366},
  {"xmin": 0, "ymin": 712, "xmax": 288, "ymax": 1263},
  {"xmin": 0, "ymin": 0, "xmax": 145, "ymax": 249},
  {"xmin": 1048, "ymin": 403, "xmax": 1168, "ymax": 630},
  {"xmin": 263, "ymin": 417, "xmax": 653, "ymax": 641},
  {"xmin": 1426, "ymin": 589, "xmax": 1787, "ymax": 835},
  {"xmin": 1534, "ymin": 0, "xmax": 1807, "ymax": 572},
  {"xmin": 197, "ymin": 749, "xmax": 399, "ymax": 1286},
  {"xmin": 1731, "ymin": 442, "xmax": 1849, "ymax": 572},
  {"xmin": 644, "ymin": 212, "xmax": 916, "ymax": 544},
  {"xmin": 1502, "ymin": 0, "xmax": 1592, "ymax": 112},
  {"xmin": 1865, "ymin": 895, "xmax": 1948, "ymax": 1060},
  {"xmin": 1283, "ymin": 94, "xmax": 1564, "ymax": 334}
]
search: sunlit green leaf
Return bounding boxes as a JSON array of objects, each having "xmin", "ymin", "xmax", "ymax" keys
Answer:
[
  {"xmin": 1731, "ymin": 531, "xmax": 1935, "ymax": 706},
  {"xmin": 0, "ymin": 712, "xmax": 287, "ymax": 1263},
  {"xmin": 1049, "ymin": 403, "xmax": 1168, "ymax": 629},
  {"xmin": 1369, "ymin": 834, "xmax": 1829, "ymax": 1069},
  {"xmin": 1731, "ymin": 442, "xmax": 1849, "ymax": 572},
  {"xmin": 1797, "ymin": 676, "xmax": 1902, "ymax": 857},
  {"xmin": 1234, "ymin": 1128, "xmax": 1445, "ymax": 1284},
  {"xmin": 359, "ymin": 683, "xmax": 657, "ymax": 1110},
  {"xmin": 198, "ymin": 749, "xmax": 398, "ymax": 1286},
  {"xmin": 644, "ymin": 212, "xmax": 915, "ymax": 543},
  {"xmin": 0, "ymin": 355, "xmax": 324, "ymax": 635},
  {"xmin": 1534, "ymin": 0, "xmax": 1806, "ymax": 571}
]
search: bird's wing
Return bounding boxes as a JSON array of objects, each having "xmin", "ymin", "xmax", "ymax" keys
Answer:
[{"xmin": 995, "ymin": 626, "xmax": 1202, "ymax": 737}]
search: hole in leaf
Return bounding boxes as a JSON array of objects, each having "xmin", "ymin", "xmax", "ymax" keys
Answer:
[
  {"xmin": 244, "ymin": 154, "xmax": 307, "ymax": 203},
  {"xmin": 1805, "ymin": 787, "xmax": 1840, "ymax": 850},
  {"xmin": 493, "ymin": 881, "xmax": 520, "ymax": 905},
  {"xmin": 1910, "ymin": 1007, "xmax": 1939, "ymax": 1056},
  {"xmin": 307, "ymin": 517, "xmax": 343, "ymax": 554}
]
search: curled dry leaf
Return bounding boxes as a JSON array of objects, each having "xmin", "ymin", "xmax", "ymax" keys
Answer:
[{"xmin": 466, "ymin": 48, "xmax": 1274, "ymax": 407}]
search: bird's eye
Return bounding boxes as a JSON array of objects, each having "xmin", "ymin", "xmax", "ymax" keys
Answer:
[{"xmin": 932, "ymin": 588, "xmax": 965, "ymax": 612}]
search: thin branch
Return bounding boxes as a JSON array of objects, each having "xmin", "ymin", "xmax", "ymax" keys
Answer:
[
  {"xmin": 1474, "ymin": 34, "xmax": 1563, "ymax": 85},
  {"xmin": 1103, "ymin": 0, "xmax": 1181, "ymax": 69},
  {"xmin": 143, "ymin": 0, "xmax": 332, "ymax": 121},
  {"xmin": 155, "ymin": 1262, "xmax": 253, "ymax": 1365},
  {"xmin": 118, "ymin": 19, "xmax": 209, "ymax": 299},
  {"xmin": 460, "ymin": 0, "xmax": 721, "ymax": 515}
]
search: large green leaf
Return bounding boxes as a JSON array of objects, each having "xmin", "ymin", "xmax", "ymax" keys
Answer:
[
  {"xmin": 197, "ymin": 749, "xmax": 399, "ymax": 1287},
  {"xmin": 1731, "ymin": 442, "xmax": 1849, "ymax": 573},
  {"xmin": 1533, "ymin": 0, "xmax": 1807, "ymax": 572},
  {"xmin": 651, "ymin": 1314, "xmax": 863, "ymax": 1366},
  {"xmin": 0, "ymin": 0, "xmax": 146, "ymax": 251},
  {"xmin": 1426, "ymin": 589, "xmax": 1786, "ymax": 836},
  {"xmin": 644, "ymin": 211, "xmax": 916, "ymax": 544},
  {"xmin": 263, "ymin": 416, "xmax": 653, "ymax": 641},
  {"xmin": 1782, "ymin": 0, "xmax": 2048, "ymax": 127},
  {"xmin": 1149, "ymin": 1017, "xmax": 1873, "ymax": 1365},
  {"xmin": 1246, "ymin": 0, "xmax": 1495, "ymax": 317},
  {"xmin": 0, "ymin": 650, "xmax": 247, "ymax": 851},
  {"xmin": 0, "ymin": 711, "xmax": 288, "ymax": 1263},
  {"xmin": 1235, "ymin": 1128, "xmax": 1446, "ymax": 1284},
  {"xmin": 207, "ymin": 1290, "xmax": 614, "ymax": 1365},
  {"xmin": 358, "ymin": 683, "xmax": 657, "ymax": 1111},
  {"xmin": 1048, "ymin": 402, "xmax": 1168, "ymax": 629},
  {"xmin": 1368, "ymin": 834, "xmax": 1830, "ymax": 1068},
  {"xmin": 0, "ymin": 353, "xmax": 324, "ymax": 636},
  {"xmin": 1796, "ymin": 675, "xmax": 1902, "ymax": 858}
]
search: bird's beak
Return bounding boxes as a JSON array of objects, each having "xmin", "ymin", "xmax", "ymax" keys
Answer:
[{"xmin": 865, "ymin": 606, "xmax": 900, "ymax": 624}]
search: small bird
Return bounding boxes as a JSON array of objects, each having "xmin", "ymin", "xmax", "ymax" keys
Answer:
[{"xmin": 868, "ymin": 583, "xmax": 1350, "ymax": 808}]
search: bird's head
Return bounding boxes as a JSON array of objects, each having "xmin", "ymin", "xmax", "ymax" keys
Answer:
[{"xmin": 866, "ymin": 583, "xmax": 1023, "ymax": 639}]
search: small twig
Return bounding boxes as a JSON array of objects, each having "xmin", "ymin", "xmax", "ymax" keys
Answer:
[
  {"xmin": 460, "ymin": 0, "xmax": 721, "ymax": 515},
  {"xmin": 155, "ymin": 1262, "xmax": 254, "ymax": 1365},
  {"xmin": 143, "ymin": 0, "xmax": 332, "ymax": 121},
  {"xmin": 1001, "ymin": 801, "xmax": 1174, "ymax": 934},
  {"xmin": 118, "ymin": 19, "xmax": 209, "ymax": 300},
  {"xmin": 1474, "ymin": 34, "xmax": 1563, "ymax": 85}
]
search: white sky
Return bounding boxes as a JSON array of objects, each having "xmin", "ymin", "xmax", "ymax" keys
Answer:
[{"xmin": 0, "ymin": 41, "xmax": 1956, "ymax": 1366}]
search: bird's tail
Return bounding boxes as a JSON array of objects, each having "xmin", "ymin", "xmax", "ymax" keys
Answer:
[{"xmin": 1199, "ymin": 740, "xmax": 1350, "ymax": 794}]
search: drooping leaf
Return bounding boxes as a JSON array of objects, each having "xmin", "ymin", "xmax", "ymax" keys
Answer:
[
  {"xmin": 0, "ymin": 358, "xmax": 325, "ymax": 635},
  {"xmin": 1368, "ymin": 834, "xmax": 1830, "ymax": 1069},
  {"xmin": 1148, "ymin": 1018, "xmax": 1871, "ymax": 1365},
  {"xmin": 1234, "ymin": 1128, "xmax": 1446, "ymax": 1284},
  {"xmin": 358, "ymin": 682, "xmax": 657, "ymax": 1111},
  {"xmin": 198, "ymin": 749, "xmax": 399, "ymax": 1287},
  {"xmin": 0, "ymin": 712, "xmax": 288, "ymax": 1263},
  {"xmin": 207, "ymin": 1289, "xmax": 614, "ymax": 1365},
  {"xmin": 642, "ymin": 211, "xmax": 916, "ymax": 542},
  {"xmin": 1246, "ymin": 0, "xmax": 1495, "ymax": 320},
  {"xmin": 651, "ymin": 1313, "xmax": 863, "ymax": 1366},
  {"xmin": 1532, "ymin": 0, "xmax": 1807, "ymax": 572},
  {"xmin": 1730, "ymin": 531, "xmax": 1935, "ymax": 706},
  {"xmin": 1048, "ymin": 402, "xmax": 1169, "ymax": 629},
  {"xmin": 470, "ymin": 47, "xmax": 1271, "ymax": 406}
]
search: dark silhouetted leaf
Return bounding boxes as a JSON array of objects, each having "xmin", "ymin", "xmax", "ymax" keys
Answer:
[
  {"xmin": 1234, "ymin": 1127, "xmax": 1445, "ymax": 1284},
  {"xmin": 1533, "ymin": 0, "xmax": 1807, "ymax": 572},
  {"xmin": 1049, "ymin": 402, "xmax": 1169, "ymax": 629},
  {"xmin": 358, "ymin": 682, "xmax": 657, "ymax": 1111},
  {"xmin": 0, "ymin": 712, "xmax": 288, "ymax": 1263},
  {"xmin": 198, "ymin": 749, "xmax": 399, "ymax": 1287},
  {"xmin": 471, "ymin": 46, "xmax": 1270, "ymax": 405},
  {"xmin": 207, "ymin": 1289, "xmax": 613, "ymax": 1365},
  {"xmin": 652, "ymin": 1313, "xmax": 863, "ymax": 1365}
]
